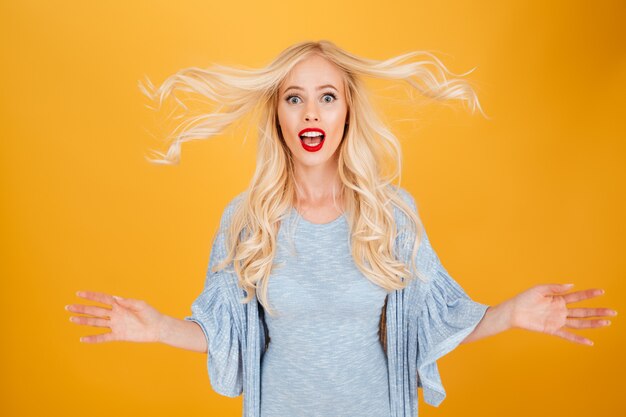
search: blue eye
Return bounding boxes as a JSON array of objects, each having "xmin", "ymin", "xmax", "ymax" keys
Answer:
[
  {"xmin": 322, "ymin": 92, "xmax": 337, "ymax": 103},
  {"xmin": 285, "ymin": 91, "xmax": 338, "ymax": 104}
]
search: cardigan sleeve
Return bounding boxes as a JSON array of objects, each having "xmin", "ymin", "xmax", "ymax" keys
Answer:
[
  {"xmin": 184, "ymin": 194, "xmax": 246, "ymax": 398},
  {"xmin": 395, "ymin": 187, "xmax": 489, "ymax": 407},
  {"xmin": 413, "ymin": 231, "xmax": 489, "ymax": 406}
]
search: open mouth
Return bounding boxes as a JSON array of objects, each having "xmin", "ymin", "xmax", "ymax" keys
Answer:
[{"xmin": 299, "ymin": 133, "xmax": 325, "ymax": 147}]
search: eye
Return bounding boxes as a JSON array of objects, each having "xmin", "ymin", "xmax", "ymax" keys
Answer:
[
  {"xmin": 322, "ymin": 92, "xmax": 337, "ymax": 103},
  {"xmin": 286, "ymin": 95, "xmax": 301, "ymax": 105},
  {"xmin": 285, "ymin": 91, "xmax": 338, "ymax": 105}
]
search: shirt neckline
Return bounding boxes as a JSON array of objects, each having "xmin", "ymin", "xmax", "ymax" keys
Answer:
[{"xmin": 290, "ymin": 207, "xmax": 346, "ymax": 229}]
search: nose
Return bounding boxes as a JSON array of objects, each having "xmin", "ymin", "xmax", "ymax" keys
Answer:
[{"xmin": 304, "ymin": 103, "xmax": 319, "ymax": 122}]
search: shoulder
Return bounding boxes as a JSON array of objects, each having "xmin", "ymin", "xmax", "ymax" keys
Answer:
[
  {"xmin": 225, "ymin": 190, "xmax": 247, "ymax": 214},
  {"xmin": 387, "ymin": 184, "xmax": 417, "ymax": 209},
  {"xmin": 388, "ymin": 185, "xmax": 434, "ymax": 274},
  {"xmin": 387, "ymin": 184, "xmax": 420, "ymax": 226},
  {"xmin": 216, "ymin": 191, "xmax": 247, "ymax": 230}
]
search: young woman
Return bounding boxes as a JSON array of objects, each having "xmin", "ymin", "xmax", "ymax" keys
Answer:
[{"xmin": 66, "ymin": 40, "xmax": 616, "ymax": 417}]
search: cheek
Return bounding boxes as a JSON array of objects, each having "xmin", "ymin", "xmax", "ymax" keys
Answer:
[
  {"xmin": 277, "ymin": 108, "xmax": 295, "ymax": 131},
  {"xmin": 325, "ymin": 107, "xmax": 348, "ymax": 130}
]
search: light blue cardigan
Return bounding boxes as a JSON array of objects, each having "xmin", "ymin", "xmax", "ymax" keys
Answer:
[{"xmin": 185, "ymin": 187, "xmax": 489, "ymax": 417}]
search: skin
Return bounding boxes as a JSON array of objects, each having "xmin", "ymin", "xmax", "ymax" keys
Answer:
[
  {"xmin": 277, "ymin": 53, "xmax": 349, "ymax": 224},
  {"xmin": 462, "ymin": 284, "xmax": 615, "ymax": 345},
  {"xmin": 66, "ymin": 54, "xmax": 616, "ymax": 353}
]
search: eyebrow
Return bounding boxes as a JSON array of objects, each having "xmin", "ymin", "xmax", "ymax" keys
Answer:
[{"xmin": 282, "ymin": 84, "xmax": 339, "ymax": 94}]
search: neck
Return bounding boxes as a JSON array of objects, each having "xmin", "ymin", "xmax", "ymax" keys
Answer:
[{"xmin": 292, "ymin": 160, "xmax": 343, "ymax": 205}]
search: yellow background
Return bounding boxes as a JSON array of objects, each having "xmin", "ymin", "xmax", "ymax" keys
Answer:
[{"xmin": 1, "ymin": 0, "xmax": 624, "ymax": 416}]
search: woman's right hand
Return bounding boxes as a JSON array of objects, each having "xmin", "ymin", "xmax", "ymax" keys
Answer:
[{"xmin": 66, "ymin": 291, "xmax": 165, "ymax": 344}]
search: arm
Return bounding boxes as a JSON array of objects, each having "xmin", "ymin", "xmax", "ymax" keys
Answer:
[
  {"xmin": 461, "ymin": 301, "xmax": 514, "ymax": 344},
  {"xmin": 461, "ymin": 284, "xmax": 616, "ymax": 345},
  {"xmin": 66, "ymin": 290, "xmax": 207, "ymax": 353},
  {"xmin": 158, "ymin": 315, "xmax": 207, "ymax": 353}
]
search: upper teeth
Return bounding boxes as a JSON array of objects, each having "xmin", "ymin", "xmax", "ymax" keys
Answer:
[{"xmin": 301, "ymin": 131, "xmax": 323, "ymax": 137}]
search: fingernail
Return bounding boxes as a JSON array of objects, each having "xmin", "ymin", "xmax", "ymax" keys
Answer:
[
  {"xmin": 64, "ymin": 305, "xmax": 70, "ymax": 311},
  {"xmin": 588, "ymin": 340, "xmax": 594, "ymax": 346},
  {"xmin": 603, "ymin": 320, "xmax": 611, "ymax": 326},
  {"xmin": 76, "ymin": 291, "xmax": 84, "ymax": 297},
  {"xmin": 612, "ymin": 311, "xmax": 618, "ymax": 316},
  {"xmin": 79, "ymin": 337, "xmax": 85, "ymax": 343},
  {"xmin": 113, "ymin": 295, "xmax": 123, "ymax": 301}
]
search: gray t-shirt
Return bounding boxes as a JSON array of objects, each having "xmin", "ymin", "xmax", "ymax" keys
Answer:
[{"xmin": 260, "ymin": 208, "xmax": 391, "ymax": 417}]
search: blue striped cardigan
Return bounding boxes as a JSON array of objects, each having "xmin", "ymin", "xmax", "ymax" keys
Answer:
[{"xmin": 185, "ymin": 187, "xmax": 489, "ymax": 417}]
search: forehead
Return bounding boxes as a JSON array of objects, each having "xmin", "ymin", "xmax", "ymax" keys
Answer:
[{"xmin": 279, "ymin": 54, "xmax": 345, "ymax": 92}]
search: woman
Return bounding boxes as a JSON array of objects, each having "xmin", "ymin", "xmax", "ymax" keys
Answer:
[{"xmin": 66, "ymin": 40, "xmax": 616, "ymax": 417}]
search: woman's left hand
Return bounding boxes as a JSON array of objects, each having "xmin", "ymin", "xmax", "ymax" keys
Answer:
[{"xmin": 509, "ymin": 284, "xmax": 617, "ymax": 345}]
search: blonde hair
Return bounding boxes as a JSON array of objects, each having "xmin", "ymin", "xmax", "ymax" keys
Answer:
[{"xmin": 138, "ymin": 40, "xmax": 486, "ymax": 317}]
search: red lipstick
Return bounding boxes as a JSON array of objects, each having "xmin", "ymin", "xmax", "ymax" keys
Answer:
[{"xmin": 298, "ymin": 128, "xmax": 326, "ymax": 152}]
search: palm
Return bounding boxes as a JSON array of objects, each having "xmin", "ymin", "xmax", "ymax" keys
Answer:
[
  {"xmin": 66, "ymin": 291, "xmax": 164, "ymax": 344},
  {"xmin": 511, "ymin": 284, "xmax": 614, "ymax": 345}
]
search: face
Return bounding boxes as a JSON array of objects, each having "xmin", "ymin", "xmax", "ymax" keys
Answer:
[{"xmin": 277, "ymin": 54, "xmax": 349, "ymax": 169}]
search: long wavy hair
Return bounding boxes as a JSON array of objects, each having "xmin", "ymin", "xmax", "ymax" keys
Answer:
[{"xmin": 138, "ymin": 40, "xmax": 486, "ymax": 319}]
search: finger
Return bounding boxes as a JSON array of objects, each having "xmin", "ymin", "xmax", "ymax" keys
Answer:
[
  {"xmin": 76, "ymin": 290, "xmax": 115, "ymax": 306},
  {"xmin": 565, "ymin": 318, "xmax": 611, "ymax": 329},
  {"xmin": 552, "ymin": 328, "xmax": 594, "ymax": 346},
  {"xmin": 561, "ymin": 289, "xmax": 604, "ymax": 304},
  {"xmin": 80, "ymin": 333, "xmax": 116, "ymax": 343},
  {"xmin": 69, "ymin": 316, "xmax": 110, "ymax": 328},
  {"xmin": 568, "ymin": 308, "xmax": 617, "ymax": 318},
  {"xmin": 113, "ymin": 296, "xmax": 145, "ymax": 311},
  {"xmin": 65, "ymin": 304, "xmax": 111, "ymax": 318},
  {"xmin": 535, "ymin": 283, "xmax": 574, "ymax": 295}
]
